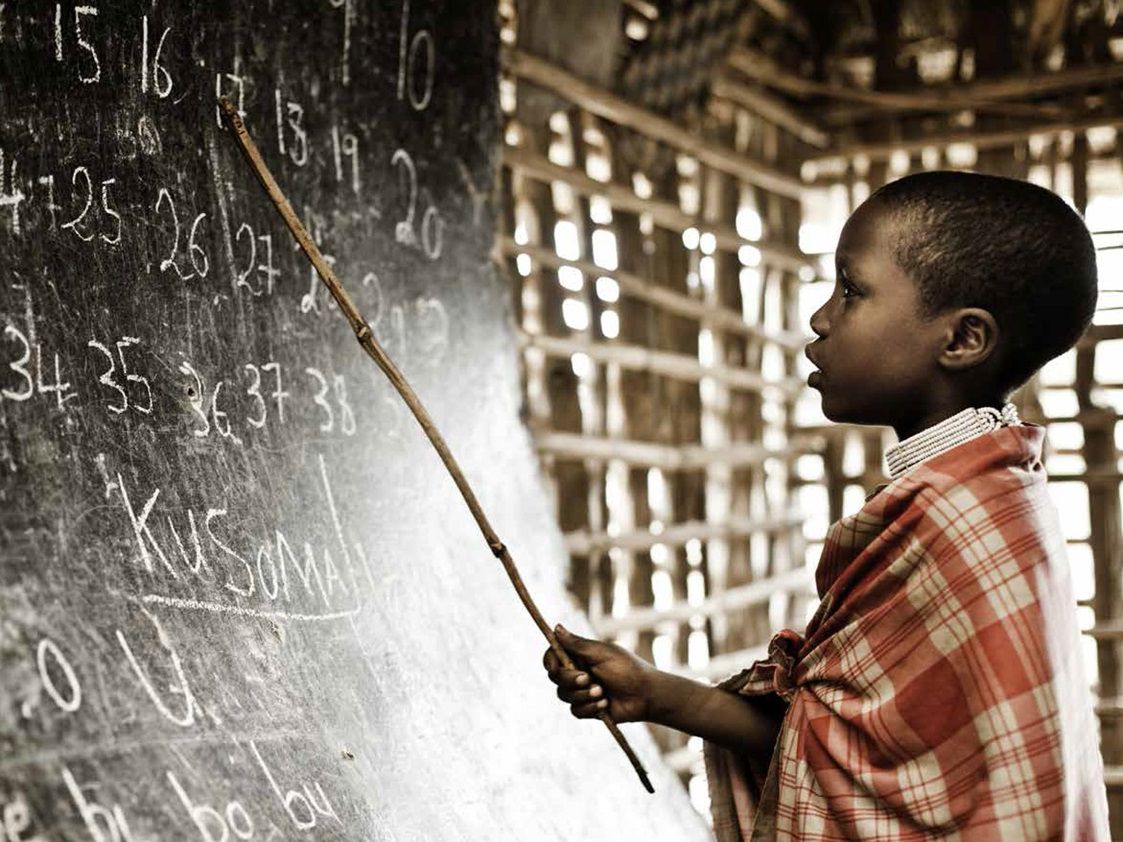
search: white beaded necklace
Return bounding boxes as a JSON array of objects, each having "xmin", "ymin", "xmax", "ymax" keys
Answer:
[{"xmin": 884, "ymin": 402, "xmax": 1021, "ymax": 480}]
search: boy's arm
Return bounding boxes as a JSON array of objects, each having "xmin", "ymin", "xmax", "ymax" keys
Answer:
[
  {"xmin": 645, "ymin": 669, "xmax": 786, "ymax": 756},
  {"xmin": 545, "ymin": 625, "xmax": 785, "ymax": 760}
]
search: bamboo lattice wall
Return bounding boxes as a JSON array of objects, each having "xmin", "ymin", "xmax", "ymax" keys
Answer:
[{"xmin": 499, "ymin": 0, "xmax": 1123, "ymax": 829}]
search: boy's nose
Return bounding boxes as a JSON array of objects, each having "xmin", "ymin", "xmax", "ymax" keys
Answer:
[{"xmin": 809, "ymin": 307, "xmax": 828, "ymax": 339}]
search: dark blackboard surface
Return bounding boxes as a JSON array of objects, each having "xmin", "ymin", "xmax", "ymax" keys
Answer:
[{"xmin": 0, "ymin": 2, "xmax": 710, "ymax": 839}]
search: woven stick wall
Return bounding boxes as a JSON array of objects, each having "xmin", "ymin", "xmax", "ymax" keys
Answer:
[
  {"xmin": 499, "ymin": 0, "xmax": 819, "ymax": 811},
  {"xmin": 499, "ymin": 0, "xmax": 1123, "ymax": 827}
]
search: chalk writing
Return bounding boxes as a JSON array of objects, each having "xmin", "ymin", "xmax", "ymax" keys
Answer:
[
  {"xmin": 115, "ymin": 454, "xmax": 376, "ymax": 614},
  {"xmin": 36, "ymin": 638, "xmax": 82, "ymax": 714},
  {"xmin": 140, "ymin": 15, "xmax": 173, "ymax": 98},
  {"xmin": 0, "ymin": 148, "xmax": 24, "ymax": 234},
  {"xmin": 54, "ymin": 5, "xmax": 102, "ymax": 84},
  {"xmin": 274, "ymin": 88, "xmax": 308, "ymax": 167},
  {"xmin": 209, "ymin": 382, "xmax": 243, "ymax": 445},
  {"xmin": 243, "ymin": 362, "xmax": 284, "ymax": 429},
  {"xmin": 328, "ymin": 0, "xmax": 355, "ymax": 86},
  {"xmin": 87, "ymin": 337, "xmax": 152, "ymax": 416},
  {"xmin": 1, "ymin": 325, "xmax": 33, "ymax": 403},
  {"xmin": 155, "ymin": 187, "xmax": 208, "ymax": 279},
  {"xmin": 100, "ymin": 178, "xmax": 122, "ymax": 244},
  {"xmin": 330, "ymin": 125, "xmax": 360, "ymax": 194},
  {"xmin": 60, "ymin": 166, "xmax": 94, "ymax": 242},
  {"xmin": 62, "ymin": 767, "xmax": 141, "ymax": 842},
  {"xmin": 117, "ymin": 609, "xmax": 199, "ymax": 727},
  {"xmin": 233, "ymin": 223, "xmax": 280, "ymax": 297},
  {"xmin": 251, "ymin": 742, "xmax": 340, "ymax": 831},
  {"xmin": 168, "ymin": 772, "xmax": 256, "ymax": 842},
  {"xmin": 177, "ymin": 358, "xmax": 371, "ymax": 442},
  {"xmin": 2, "ymin": 289, "xmax": 75, "ymax": 410},
  {"xmin": 4, "ymin": 162, "xmax": 121, "ymax": 242},
  {"xmin": 141, "ymin": 594, "xmax": 360, "ymax": 623},
  {"xmin": 207, "ymin": 507, "xmax": 255, "ymax": 596},
  {"xmin": 391, "ymin": 148, "xmax": 443, "ymax": 259},
  {"xmin": 0, "ymin": 791, "xmax": 44, "ymax": 842},
  {"xmin": 304, "ymin": 368, "xmax": 356, "ymax": 436},
  {"xmin": 179, "ymin": 361, "xmax": 210, "ymax": 437},
  {"xmin": 214, "ymin": 61, "xmax": 247, "ymax": 129},
  {"xmin": 300, "ymin": 249, "xmax": 335, "ymax": 315},
  {"xmin": 397, "ymin": 0, "xmax": 434, "ymax": 111},
  {"xmin": 34, "ymin": 174, "xmax": 57, "ymax": 230}
]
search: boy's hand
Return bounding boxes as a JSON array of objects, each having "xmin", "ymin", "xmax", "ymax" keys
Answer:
[{"xmin": 542, "ymin": 625, "xmax": 656, "ymax": 724}]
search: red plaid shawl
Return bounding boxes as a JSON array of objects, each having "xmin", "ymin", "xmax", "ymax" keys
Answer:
[{"xmin": 703, "ymin": 422, "xmax": 1109, "ymax": 840}]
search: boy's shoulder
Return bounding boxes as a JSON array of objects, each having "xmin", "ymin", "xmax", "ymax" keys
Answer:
[
  {"xmin": 869, "ymin": 422, "xmax": 1047, "ymax": 516},
  {"xmin": 820, "ymin": 423, "xmax": 1055, "ymax": 597}
]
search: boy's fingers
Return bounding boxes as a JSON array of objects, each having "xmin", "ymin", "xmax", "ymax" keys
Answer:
[
  {"xmin": 554, "ymin": 624, "xmax": 602, "ymax": 663},
  {"xmin": 557, "ymin": 683, "xmax": 602, "ymax": 705},
  {"xmin": 547, "ymin": 667, "xmax": 588, "ymax": 690},
  {"xmin": 571, "ymin": 698, "xmax": 610, "ymax": 719},
  {"xmin": 560, "ymin": 668, "xmax": 588, "ymax": 688},
  {"xmin": 543, "ymin": 644, "xmax": 587, "ymax": 675},
  {"xmin": 543, "ymin": 649, "xmax": 579, "ymax": 676}
]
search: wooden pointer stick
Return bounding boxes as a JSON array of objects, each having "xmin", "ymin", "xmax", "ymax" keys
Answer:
[{"xmin": 218, "ymin": 97, "xmax": 654, "ymax": 795}]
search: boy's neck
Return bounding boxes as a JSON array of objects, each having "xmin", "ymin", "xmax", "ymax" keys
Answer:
[{"xmin": 893, "ymin": 396, "xmax": 1008, "ymax": 442}]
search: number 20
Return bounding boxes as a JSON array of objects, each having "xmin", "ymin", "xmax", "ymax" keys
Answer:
[{"xmin": 391, "ymin": 149, "xmax": 442, "ymax": 260}]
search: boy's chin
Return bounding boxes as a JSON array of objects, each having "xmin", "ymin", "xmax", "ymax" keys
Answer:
[
  {"xmin": 815, "ymin": 392, "xmax": 873, "ymax": 427},
  {"xmin": 812, "ymin": 391, "xmax": 841, "ymax": 423}
]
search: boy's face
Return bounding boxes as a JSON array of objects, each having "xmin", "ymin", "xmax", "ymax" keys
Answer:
[{"xmin": 805, "ymin": 198, "xmax": 962, "ymax": 437}]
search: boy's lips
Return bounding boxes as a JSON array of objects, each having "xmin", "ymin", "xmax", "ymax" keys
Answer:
[
  {"xmin": 804, "ymin": 344, "xmax": 825, "ymax": 371},
  {"xmin": 805, "ymin": 344, "xmax": 826, "ymax": 387}
]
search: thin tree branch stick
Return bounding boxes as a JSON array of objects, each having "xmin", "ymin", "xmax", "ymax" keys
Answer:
[{"xmin": 217, "ymin": 97, "xmax": 654, "ymax": 795}]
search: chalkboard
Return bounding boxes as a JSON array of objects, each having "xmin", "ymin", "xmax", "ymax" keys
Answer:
[{"xmin": 0, "ymin": 2, "xmax": 712, "ymax": 839}]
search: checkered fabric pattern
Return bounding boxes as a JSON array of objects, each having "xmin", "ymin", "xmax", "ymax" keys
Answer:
[{"xmin": 703, "ymin": 422, "xmax": 1110, "ymax": 840}]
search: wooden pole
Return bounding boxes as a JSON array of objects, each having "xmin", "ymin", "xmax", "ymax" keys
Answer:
[
  {"xmin": 565, "ymin": 109, "xmax": 605, "ymax": 620},
  {"xmin": 534, "ymin": 429, "xmax": 823, "ymax": 470},
  {"xmin": 711, "ymin": 74, "xmax": 831, "ymax": 149},
  {"xmin": 505, "ymin": 48, "xmax": 805, "ymax": 198},
  {"xmin": 501, "ymin": 145, "xmax": 810, "ymax": 271},
  {"xmin": 563, "ymin": 512, "xmax": 804, "ymax": 555},
  {"xmin": 517, "ymin": 329, "xmax": 793, "ymax": 395},
  {"xmin": 502, "ymin": 238, "xmax": 810, "ymax": 347},
  {"xmin": 218, "ymin": 96, "xmax": 655, "ymax": 795},
  {"xmin": 1083, "ymin": 405, "xmax": 1123, "ymax": 827},
  {"xmin": 727, "ymin": 47, "xmax": 1066, "ymax": 121},
  {"xmin": 596, "ymin": 565, "xmax": 815, "ymax": 636},
  {"xmin": 806, "ymin": 112, "xmax": 1123, "ymax": 166},
  {"xmin": 819, "ymin": 60, "xmax": 1123, "ymax": 125}
]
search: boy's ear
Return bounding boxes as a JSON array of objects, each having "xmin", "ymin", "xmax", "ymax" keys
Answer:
[{"xmin": 940, "ymin": 308, "xmax": 1000, "ymax": 370}]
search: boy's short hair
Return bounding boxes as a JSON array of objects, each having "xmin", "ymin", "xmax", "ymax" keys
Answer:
[{"xmin": 867, "ymin": 170, "xmax": 1099, "ymax": 398}]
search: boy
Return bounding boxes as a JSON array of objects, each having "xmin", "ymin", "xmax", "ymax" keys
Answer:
[{"xmin": 543, "ymin": 170, "xmax": 1110, "ymax": 839}]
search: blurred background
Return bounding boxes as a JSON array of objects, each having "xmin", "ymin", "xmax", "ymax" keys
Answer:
[{"xmin": 497, "ymin": 0, "xmax": 1123, "ymax": 833}]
